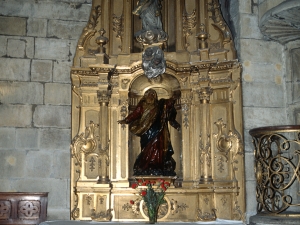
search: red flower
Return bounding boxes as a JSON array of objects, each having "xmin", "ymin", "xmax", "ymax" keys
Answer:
[
  {"xmin": 130, "ymin": 200, "xmax": 134, "ymax": 205},
  {"xmin": 142, "ymin": 182, "xmax": 146, "ymax": 186},
  {"xmin": 138, "ymin": 179, "xmax": 142, "ymax": 183},
  {"xmin": 165, "ymin": 182, "xmax": 170, "ymax": 187},
  {"xmin": 131, "ymin": 183, "xmax": 138, "ymax": 189},
  {"xmin": 162, "ymin": 186, "xmax": 166, "ymax": 191},
  {"xmin": 141, "ymin": 190, "xmax": 147, "ymax": 196},
  {"xmin": 160, "ymin": 183, "xmax": 165, "ymax": 188}
]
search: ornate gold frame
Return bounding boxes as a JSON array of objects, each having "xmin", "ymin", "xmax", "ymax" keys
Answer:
[{"xmin": 70, "ymin": 0, "xmax": 245, "ymax": 222}]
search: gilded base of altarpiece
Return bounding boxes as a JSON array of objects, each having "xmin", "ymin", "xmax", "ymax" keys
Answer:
[{"xmin": 74, "ymin": 181, "xmax": 242, "ymax": 222}]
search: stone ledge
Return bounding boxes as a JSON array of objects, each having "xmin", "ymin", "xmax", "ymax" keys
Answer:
[{"xmin": 249, "ymin": 214, "xmax": 300, "ymax": 225}]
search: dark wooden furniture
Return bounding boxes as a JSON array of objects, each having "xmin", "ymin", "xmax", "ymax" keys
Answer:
[{"xmin": 0, "ymin": 192, "xmax": 48, "ymax": 225}]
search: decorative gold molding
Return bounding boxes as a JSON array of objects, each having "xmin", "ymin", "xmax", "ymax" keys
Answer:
[{"xmin": 183, "ymin": 9, "xmax": 197, "ymax": 49}]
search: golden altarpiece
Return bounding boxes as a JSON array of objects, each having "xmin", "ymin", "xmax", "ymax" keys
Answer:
[{"xmin": 70, "ymin": 0, "xmax": 245, "ymax": 222}]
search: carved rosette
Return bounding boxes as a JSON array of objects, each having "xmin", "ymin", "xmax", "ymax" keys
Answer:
[
  {"xmin": 0, "ymin": 200, "xmax": 11, "ymax": 220},
  {"xmin": 18, "ymin": 201, "xmax": 40, "ymax": 219}
]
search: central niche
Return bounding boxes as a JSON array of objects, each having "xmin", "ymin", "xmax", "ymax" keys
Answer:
[{"xmin": 127, "ymin": 73, "xmax": 182, "ymax": 178}]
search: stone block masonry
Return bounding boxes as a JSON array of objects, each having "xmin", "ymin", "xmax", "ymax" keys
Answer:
[
  {"xmin": 0, "ymin": 0, "xmax": 91, "ymax": 220},
  {"xmin": 0, "ymin": 0, "xmax": 295, "ymax": 223}
]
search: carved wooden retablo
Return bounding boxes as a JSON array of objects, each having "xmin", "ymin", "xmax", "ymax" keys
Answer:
[{"xmin": 70, "ymin": 0, "xmax": 245, "ymax": 222}]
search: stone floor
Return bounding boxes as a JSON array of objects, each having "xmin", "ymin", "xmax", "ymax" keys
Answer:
[
  {"xmin": 249, "ymin": 214, "xmax": 300, "ymax": 225},
  {"xmin": 39, "ymin": 219, "xmax": 244, "ymax": 225}
]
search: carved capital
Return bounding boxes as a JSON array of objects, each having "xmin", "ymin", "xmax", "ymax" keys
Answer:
[
  {"xmin": 97, "ymin": 90, "xmax": 111, "ymax": 105},
  {"xmin": 197, "ymin": 87, "xmax": 213, "ymax": 104}
]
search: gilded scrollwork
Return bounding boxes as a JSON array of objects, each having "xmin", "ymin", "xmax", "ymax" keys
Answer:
[
  {"xmin": 86, "ymin": 195, "xmax": 93, "ymax": 206},
  {"xmin": 179, "ymin": 76, "xmax": 188, "ymax": 87},
  {"xmin": 181, "ymin": 103, "xmax": 189, "ymax": 129},
  {"xmin": 87, "ymin": 5, "xmax": 102, "ymax": 29},
  {"xmin": 78, "ymin": 5, "xmax": 101, "ymax": 50},
  {"xmin": 183, "ymin": 9, "xmax": 196, "ymax": 49},
  {"xmin": 208, "ymin": 0, "xmax": 231, "ymax": 44},
  {"xmin": 181, "ymin": 93, "xmax": 192, "ymax": 129},
  {"xmin": 229, "ymin": 78, "xmax": 240, "ymax": 101},
  {"xmin": 217, "ymin": 156, "xmax": 225, "ymax": 173},
  {"xmin": 233, "ymin": 199, "xmax": 243, "ymax": 220},
  {"xmin": 91, "ymin": 209, "xmax": 113, "ymax": 221},
  {"xmin": 71, "ymin": 185, "xmax": 80, "ymax": 220},
  {"xmin": 170, "ymin": 199, "xmax": 188, "ymax": 215},
  {"xmin": 199, "ymin": 133, "xmax": 211, "ymax": 168},
  {"xmin": 71, "ymin": 121, "xmax": 98, "ymax": 167},
  {"xmin": 120, "ymin": 100, "xmax": 128, "ymax": 129},
  {"xmin": 122, "ymin": 198, "xmax": 141, "ymax": 216},
  {"xmin": 203, "ymin": 196, "xmax": 210, "ymax": 205},
  {"xmin": 221, "ymin": 196, "xmax": 227, "ymax": 206},
  {"xmin": 214, "ymin": 118, "xmax": 242, "ymax": 157},
  {"xmin": 214, "ymin": 118, "xmax": 243, "ymax": 179},
  {"xmin": 112, "ymin": 14, "xmax": 124, "ymax": 50},
  {"xmin": 121, "ymin": 79, "xmax": 130, "ymax": 89},
  {"xmin": 197, "ymin": 208, "xmax": 217, "ymax": 221}
]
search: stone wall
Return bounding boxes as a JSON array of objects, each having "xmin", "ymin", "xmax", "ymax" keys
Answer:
[
  {"xmin": 226, "ymin": 0, "xmax": 296, "ymax": 222},
  {"xmin": 0, "ymin": 0, "xmax": 92, "ymax": 220},
  {"xmin": 0, "ymin": 0, "xmax": 296, "ymax": 222}
]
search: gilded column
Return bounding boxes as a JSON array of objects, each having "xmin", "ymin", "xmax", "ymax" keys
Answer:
[
  {"xmin": 97, "ymin": 87, "xmax": 111, "ymax": 184},
  {"xmin": 197, "ymin": 87, "xmax": 213, "ymax": 183}
]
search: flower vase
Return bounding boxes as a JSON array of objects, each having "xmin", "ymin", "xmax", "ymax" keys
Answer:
[{"xmin": 147, "ymin": 203, "xmax": 158, "ymax": 224}]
